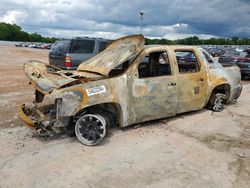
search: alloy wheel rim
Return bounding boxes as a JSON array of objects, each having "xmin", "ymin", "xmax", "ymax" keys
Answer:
[
  {"xmin": 213, "ymin": 96, "xmax": 223, "ymax": 111},
  {"xmin": 75, "ymin": 114, "xmax": 106, "ymax": 145}
]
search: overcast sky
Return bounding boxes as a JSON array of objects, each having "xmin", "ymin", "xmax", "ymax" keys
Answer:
[{"xmin": 0, "ymin": 0, "xmax": 249, "ymax": 39}]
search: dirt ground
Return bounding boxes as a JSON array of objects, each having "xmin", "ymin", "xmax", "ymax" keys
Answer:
[{"xmin": 0, "ymin": 45, "xmax": 250, "ymax": 188}]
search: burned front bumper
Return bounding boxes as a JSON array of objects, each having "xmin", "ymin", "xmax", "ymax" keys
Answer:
[
  {"xmin": 18, "ymin": 104, "xmax": 38, "ymax": 129},
  {"xmin": 18, "ymin": 99, "xmax": 75, "ymax": 136},
  {"xmin": 18, "ymin": 104, "xmax": 55, "ymax": 130},
  {"xmin": 18, "ymin": 102, "xmax": 66, "ymax": 136},
  {"xmin": 18, "ymin": 89, "xmax": 83, "ymax": 135}
]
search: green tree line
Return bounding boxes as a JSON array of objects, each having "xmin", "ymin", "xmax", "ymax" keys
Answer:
[
  {"xmin": 0, "ymin": 22, "xmax": 57, "ymax": 43},
  {"xmin": 145, "ymin": 36, "xmax": 250, "ymax": 45}
]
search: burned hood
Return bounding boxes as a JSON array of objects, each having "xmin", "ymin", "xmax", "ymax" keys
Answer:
[
  {"xmin": 24, "ymin": 61, "xmax": 78, "ymax": 93},
  {"xmin": 77, "ymin": 35, "xmax": 144, "ymax": 76}
]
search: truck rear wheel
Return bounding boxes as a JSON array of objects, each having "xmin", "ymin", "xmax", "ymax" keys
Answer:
[
  {"xmin": 75, "ymin": 114, "xmax": 107, "ymax": 146},
  {"xmin": 208, "ymin": 93, "xmax": 226, "ymax": 112}
]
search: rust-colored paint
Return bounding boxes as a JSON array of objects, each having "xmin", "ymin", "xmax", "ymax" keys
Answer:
[{"xmin": 61, "ymin": 85, "xmax": 89, "ymax": 112}]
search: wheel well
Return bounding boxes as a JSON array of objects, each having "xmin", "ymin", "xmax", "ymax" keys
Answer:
[
  {"xmin": 210, "ymin": 84, "xmax": 230, "ymax": 103},
  {"xmin": 77, "ymin": 103, "xmax": 122, "ymax": 127}
]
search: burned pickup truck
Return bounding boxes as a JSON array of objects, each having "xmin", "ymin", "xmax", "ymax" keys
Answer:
[{"xmin": 19, "ymin": 35, "xmax": 242, "ymax": 146}]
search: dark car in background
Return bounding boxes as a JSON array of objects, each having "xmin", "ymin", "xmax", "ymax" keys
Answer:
[
  {"xmin": 49, "ymin": 37, "xmax": 110, "ymax": 69},
  {"xmin": 236, "ymin": 54, "xmax": 250, "ymax": 79},
  {"xmin": 218, "ymin": 51, "xmax": 248, "ymax": 66},
  {"xmin": 217, "ymin": 49, "xmax": 250, "ymax": 79},
  {"xmin": 206, "ymin": 47, "xmax": 224, "ymax": 57}
]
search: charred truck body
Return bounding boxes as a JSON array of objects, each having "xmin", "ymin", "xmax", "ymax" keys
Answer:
[{"xmin": 19, "ymin": 35, "xmax": 242, "ymax": 146}]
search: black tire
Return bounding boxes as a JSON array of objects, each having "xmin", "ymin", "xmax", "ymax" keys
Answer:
[
  {"xmin": 207, "ymin": 93, "xmax": 226, "ymax": 112},
  {"xmin": 75, "ymin": 113, "xmax": 109, "ymax": 146}
]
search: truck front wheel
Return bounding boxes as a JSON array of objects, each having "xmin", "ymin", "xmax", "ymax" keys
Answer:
[{"xmin": 75, "ymin": 114, "xmax": 108, "ymax": 146}]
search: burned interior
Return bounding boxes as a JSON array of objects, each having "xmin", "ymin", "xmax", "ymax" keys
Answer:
[{"xmin": 138, "ymin": 51, "xmax": 172, "ymax": 78}]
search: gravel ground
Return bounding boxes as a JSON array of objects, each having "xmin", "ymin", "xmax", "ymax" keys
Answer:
[{"xmin": 0, "ymin": 45, "xmax": 249, "ymax": 188}]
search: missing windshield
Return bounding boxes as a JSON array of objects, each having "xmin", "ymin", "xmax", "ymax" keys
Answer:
[{"xmin": 108, "ymin": 55, "xmax": 137, "ymax": 77}]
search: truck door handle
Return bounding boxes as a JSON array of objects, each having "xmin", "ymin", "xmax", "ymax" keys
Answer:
[{"xmin": 168, "ymin": 82, "xmax": 176, "ymax": 86}]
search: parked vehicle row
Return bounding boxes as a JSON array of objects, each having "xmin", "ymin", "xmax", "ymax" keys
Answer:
[
  {"xmin": 15, "ymin": 42, "xmax": 52, "ymax": 49},
  {"xmin": 203, "ymin": 45, "xmax": 250, "ymax": 79}
]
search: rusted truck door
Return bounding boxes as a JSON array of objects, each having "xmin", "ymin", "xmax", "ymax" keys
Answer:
[
  {"xmin": 130, "ymin": 50, "xmax": 177, "ymax": 124},
  {"xmin": 174, "ymin": 49, "xmax": 207, "ymax": 113}
]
